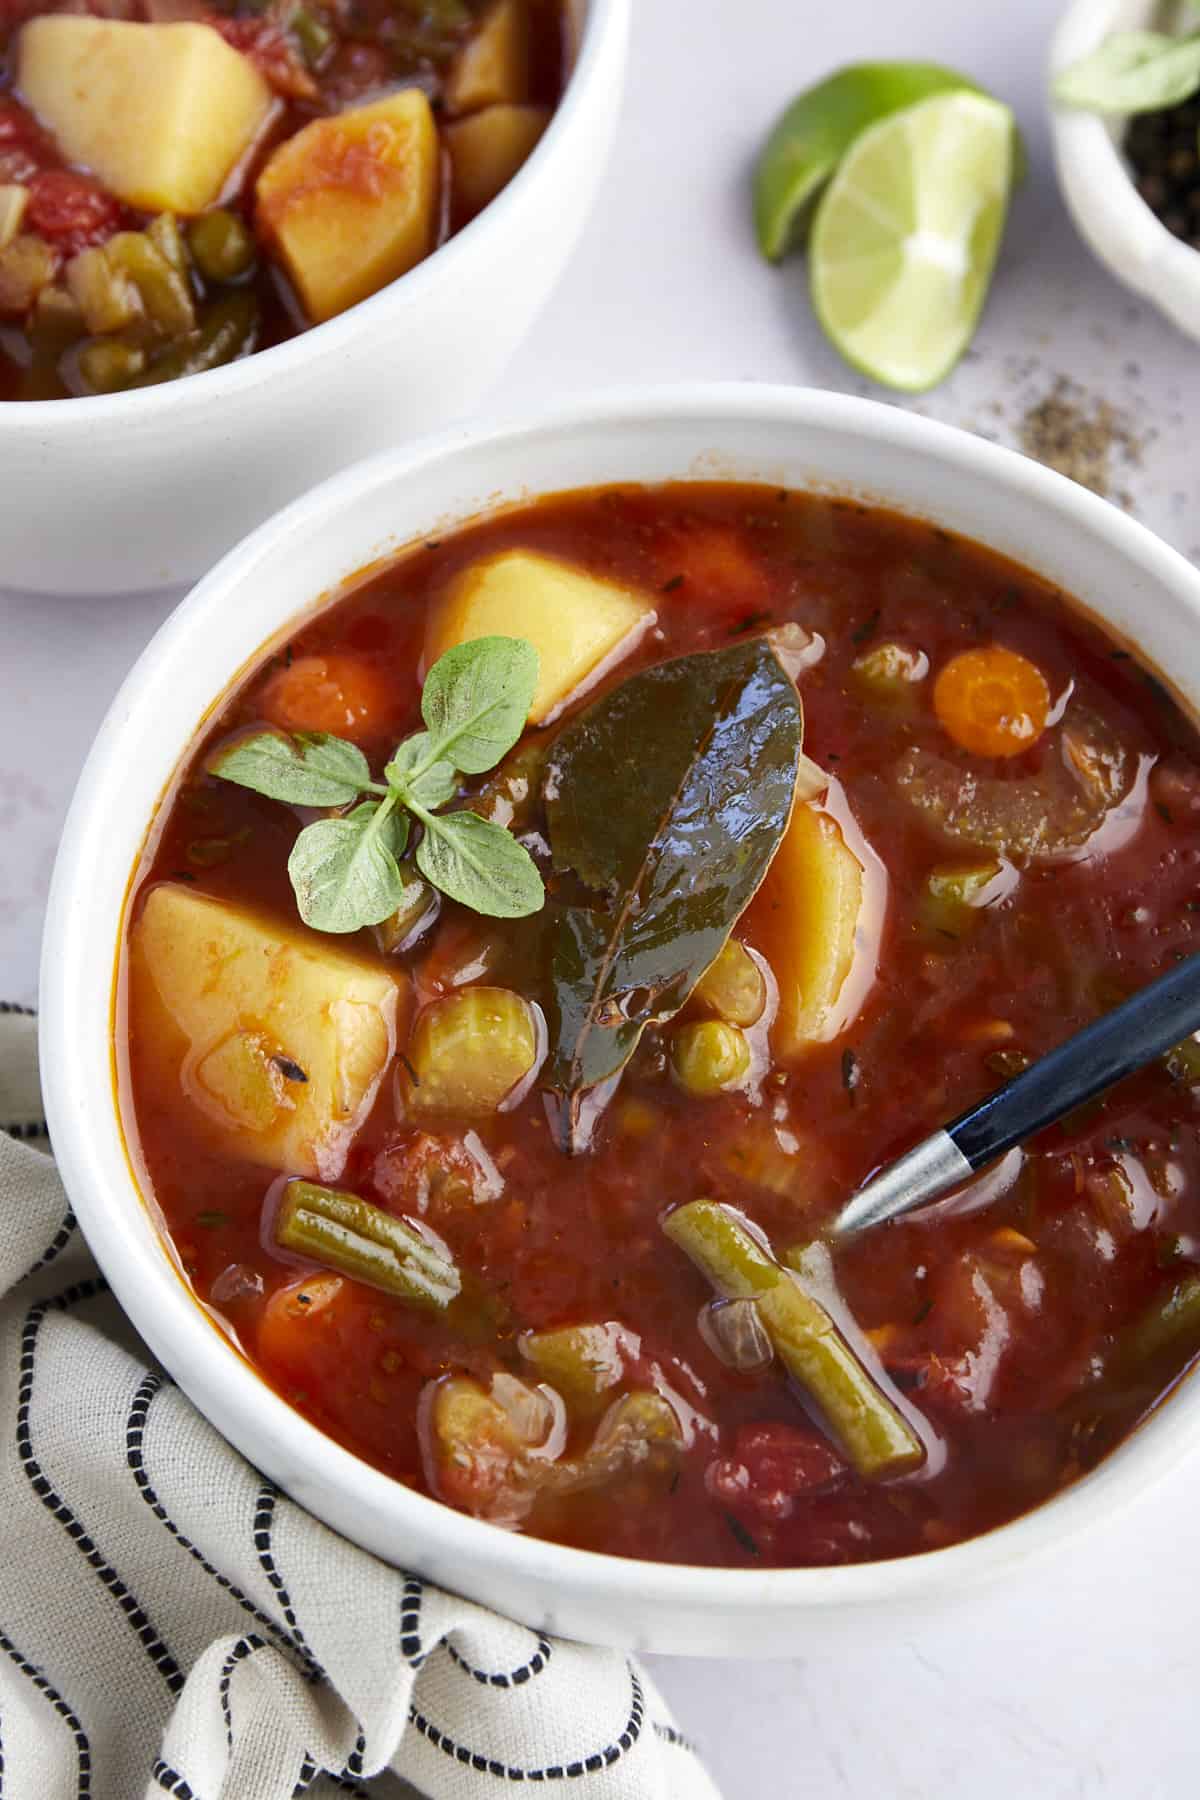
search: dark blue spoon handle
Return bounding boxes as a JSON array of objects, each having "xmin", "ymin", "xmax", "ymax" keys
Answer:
[
  {"xmin": 833, "ymin": 951, "xmax": 1200, "ymax": 1236},
  {"xmin": 949, "ymin": 950, "xmax": 1200, "ymax": 1168}
]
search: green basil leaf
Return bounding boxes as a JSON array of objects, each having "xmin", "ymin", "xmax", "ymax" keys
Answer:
[
  {"xmin": 543, "ymin": 639, "xmax": 803, "ymax": 1151},
  {"xmin": 211, "ymin": 730, "xmax": 372, "ymax": 808},
  {"xmin": 415, "ymin": 809, "xmax": 544, "ymax": 918},
  {"xmin": 406, "ymin": 760, "xmax": 459, "ymax": 809},
  {"xmin": 288, "ymin": 799, "xmax": 409, "ymax": 933},
  {"xmin": 420, "ymin": 636, "xmax": 539, "ymax": 774},
  {"xmin": 1054, "ymin": 31, "xmax": 1200, "ymax": 113}
]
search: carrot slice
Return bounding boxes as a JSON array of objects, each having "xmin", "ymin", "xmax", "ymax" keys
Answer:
[
  {"xmin": 261, "ymin": 652, "xmax": 394, "ymax": 741},
  {"xmin": 933, "ymin": 646, "xmax": 1050, "ymax": 759},
  {"xmin": 256, "ymin": 1270, "xmax": 347, "ymax": 1374}
]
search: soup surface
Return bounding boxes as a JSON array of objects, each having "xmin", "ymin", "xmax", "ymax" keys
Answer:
[
  {"xmin": 121, "ymin": 483, "xmax": 1200, "ymax": 1568},
  {"xmin": 0, "ymin": 0, "xmax": 566, "ymax": 399}
]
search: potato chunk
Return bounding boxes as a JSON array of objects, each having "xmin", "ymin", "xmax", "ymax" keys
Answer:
[
  {"xmin": 748, "ymin": 799, "xmax": 873, "ymax": 1057},
  {"xmin": 445, "ymin": 0, "xmax": 529, "ymax": 114},
  {"xmin": 446, "ymin": 103, "xmax": 549, "ymax": 221},
  {"xmin": 17, "ymin": 20, "xmax": 275, "ymax": 215},
  {"xmin": 425, "ymin": 550, "xmax": 653, "ymax": 725},
  {"xmin": 256, "ymin": 88, "xmax": 438, "ymax": 325},
  {"xmin": 130, "ymin": 883, "xmax": 403, "ymax": 1179}
]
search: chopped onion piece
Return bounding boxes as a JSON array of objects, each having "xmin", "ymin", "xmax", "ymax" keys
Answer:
[
  {"xmin": 697, "ymin": 1296, "xmax": 773, "ymax": 1372},
  {"xmin": 489, "ymin": 1373, "xmax": 567, "ymax": 1462}
]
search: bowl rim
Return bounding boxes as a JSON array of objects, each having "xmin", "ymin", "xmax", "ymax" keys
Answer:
[
  {"xmin": 1048, "ymin": 0, "xmax": 1200, "ymax": 313},
  {"xmin": 40, "ymin": 380, "xmax": 1200, "ymax": 1627},
  {"xmin": 0, "ymin": 0, "xmax": 624, "ymax": 427}
]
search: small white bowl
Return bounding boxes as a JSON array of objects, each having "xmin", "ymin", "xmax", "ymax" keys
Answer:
[
  {"xmin": 1049, "ymin": 0, "xmax": 1200, "ymax": 340},
  {"xmin": 0, "ymin": 0, "xmax": 628, "ymax": 597},
  {"xmin": 40, "ymin": 384, "xmax": 1200, "ymax": 1655}
]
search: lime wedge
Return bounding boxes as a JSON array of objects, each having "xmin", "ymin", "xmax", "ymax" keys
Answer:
[
  {"xmin": 808, "ymin": 90, "xmax": 1014, "ymax": 393},
  {"xmin": 754, "ymin": 62, "xmax": 984, "ymax": 262}
]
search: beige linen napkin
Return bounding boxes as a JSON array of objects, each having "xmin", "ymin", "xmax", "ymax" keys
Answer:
[{"xmin": 0, "ymin": 1007, "xmax": 717, "ymax": 1800}]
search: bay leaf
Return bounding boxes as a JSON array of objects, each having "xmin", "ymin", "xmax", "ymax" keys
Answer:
[{"xmin": 543, "ymin": 638, "xmax": 803, "ymax": 1150}]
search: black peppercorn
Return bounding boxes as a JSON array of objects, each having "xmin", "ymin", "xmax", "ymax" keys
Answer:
[{"xmin": 1126, "ymin": 92, "xmax": 1200, "ymax": 242}]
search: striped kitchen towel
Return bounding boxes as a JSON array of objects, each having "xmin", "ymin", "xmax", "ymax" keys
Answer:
[{"xmin": 0, "ymin": 1008, "xmax": 716, "ymax": 1800}]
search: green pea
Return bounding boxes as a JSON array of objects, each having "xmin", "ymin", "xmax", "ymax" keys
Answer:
[
  {"xmin": 188, "ymin": 209, "xmax": 257, "ymax": 285},
  {"xmin": 671, "ymin": 1020, "xmax": 751, "ymax": 1097}
]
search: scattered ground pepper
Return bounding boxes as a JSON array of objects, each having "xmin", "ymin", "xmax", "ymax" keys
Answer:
[{"xmin": 1017, "ymin": 376, "xmax": 1144, "ymax": 500}]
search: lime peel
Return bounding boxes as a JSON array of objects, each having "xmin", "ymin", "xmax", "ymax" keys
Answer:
[
  {"xmin": 808, "ymin": 90, "xmax": 1015, "ymax": 394},
  {"xmin": 753, "ymin": 61, "xmax": 992, "ymax": 263}
]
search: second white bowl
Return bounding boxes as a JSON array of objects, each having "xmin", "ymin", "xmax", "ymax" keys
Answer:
[{"xmin": 0, "ymin": 0, "xmax": 628, "ymax": 597}]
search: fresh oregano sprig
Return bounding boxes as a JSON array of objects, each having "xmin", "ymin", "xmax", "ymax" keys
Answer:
[{"xmin": 210, "ymin": 636, "xmax": 545, "ymax": 932}]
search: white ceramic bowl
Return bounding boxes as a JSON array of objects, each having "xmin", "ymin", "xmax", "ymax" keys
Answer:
[
  {"xmin": 0, "ymin": 0, "xmax": 628, "ymax": 598},
  {"xmin": 40, "ymin": 384, "xmax": 1200, "ymax": 1655},
  {"xmin": 1050, "ymin": 0, "xmax": 1200, "ymax": 340}
]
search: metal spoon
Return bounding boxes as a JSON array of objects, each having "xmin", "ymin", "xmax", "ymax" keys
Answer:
[{"xmin": 831, "ymin": 950, "xmax": 1200, "ymax": 1238}]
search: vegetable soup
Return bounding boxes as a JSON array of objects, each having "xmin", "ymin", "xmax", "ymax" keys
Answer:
[
  {"xmin": 0, "ymin": 0, "xmax": 567, "ymax": 399},
  {"xmin": 119, "ymin": 484, "xmax": 1200, "ymax": 1567}
]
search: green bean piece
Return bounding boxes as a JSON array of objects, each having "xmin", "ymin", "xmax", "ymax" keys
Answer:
[
  {"xmin": 693, "ymin": 938, "xmax": 767, "ymax": 1027},
  {"xmin": 671, "ymin": 1020, "xmax": 751, "ymax": 1096},
  {"xmin": 105, "ymin": 231, "xmax": 195, "ymax": 335},
  {"xmin": 777, "ymin": 1243, "xmax": 925, "ymax": 1480},
  {"xmin": 65, "ymin": 245, "xmax": 139, "ymax": 334},
  {"xmin": 77, "ymin": 336, "xmax": 147, "ymax": 393},
  {"xmin": 291, "ymin": 6, "xmax": 333, "ymax": 65},
  {"xmin": 130, "ymin": 292, "xmax": 259, "ymax": 388},
  {"xmin": 519, "ymin": 1322, "xmax": 628, "ymax": 1416},
  {"xmin": 664, "ymin": 1199, "xmax": 778, "ymax": 1298},
  {"xmin": 920, "ymin": 859, "xmax": 1004, "ymax": 940},
  {"xmin": 663, "ymin": 1200, "xmax": 925, "ymax": 1480},
  {"xmin": 31, "ymin": 283, "xmax": 83, "ymax": 347},
  {"xmin": 1121, "ymin": 1272, "xmax": 1200, "ymax": 1367},
  {"xmin": 275, "ymin": 1179, "xmax": 460, "ymax": 1308},
  {"xmin": 146, "ymin": 212, "xmax": 191, "ymax": 280},
  {"xmin": 188, "ymin": 209, "xmax": 257, "ymax": 285}
]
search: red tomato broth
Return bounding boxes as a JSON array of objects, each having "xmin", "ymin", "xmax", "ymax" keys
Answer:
[{"xmin": 120, "ymin": 482, "xmax": 1200, "ymax": 1568}]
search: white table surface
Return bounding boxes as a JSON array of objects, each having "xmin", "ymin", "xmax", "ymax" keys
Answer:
[{"xmin": 5, "ymin": 0, "xmax": 1200, "ymax": 1793}]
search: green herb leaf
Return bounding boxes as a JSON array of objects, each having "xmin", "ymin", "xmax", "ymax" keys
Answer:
[
  {"xmin": 287, "ymin": 798, "xmax": 409, "ymax": 933},
  {"xmin": 543, "ymin": 639, "xmax": 803, "ymax": 1150},
  {"xmin": 405, "ymin": 760, "xmax": 459, "ymax": 810},
  {"xmin": 211, "ymin": 730, "xmax": 373, "ymax": 808},
  {"xmin": 414, "ymin": 808, "xmax": 544, "ymax": 918},
  {"xmin": 212, "ymin": 638, "xmax": 545, "ymax": 934},
  {"xmin": 384, "ymin": 734, "xmax": 433, "ymax": 785},
  {"xmin": 1053, "ymin": 30, "xmax": 1200, "ymax": 114},
  {"xmin": 419, "ymin": 636, "xmax": 538, "ymax": 774}
]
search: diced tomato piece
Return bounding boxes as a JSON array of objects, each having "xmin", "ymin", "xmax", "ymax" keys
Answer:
[
  {"xmin": 372, "ymin": 1130, "xmax": 501, "ymax": 1218},
  {"xmin": 0, "ymin": 98, "xmax": 52, "ymax": 185},
  {"xmin": 653, "ymin": 522, "xmax": 771, "ymax": 608},
  {"xmin": 207, "ymin": 16, "xmax": 319, "ymax": 101},
  {"xmin": 26, "ymin": 171, "xmax": 125, "ymax": 256},
  {"xmin": 706, "ymin": 1420, "xmax": 846, "ymax": 1523}
]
